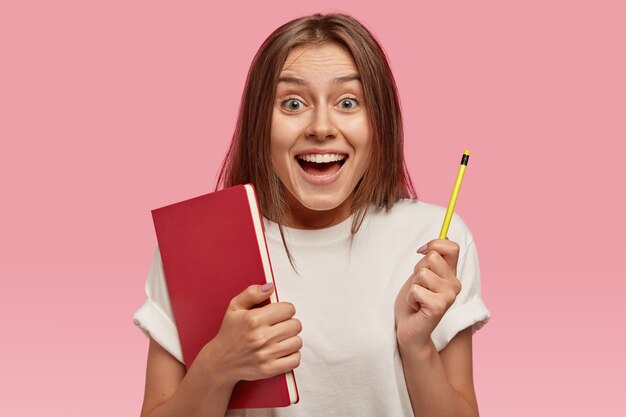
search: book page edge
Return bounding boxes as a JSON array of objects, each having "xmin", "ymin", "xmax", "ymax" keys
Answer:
[{"xmin": 244, "ymin": 184, "xmax": 277, "ymax": 304}]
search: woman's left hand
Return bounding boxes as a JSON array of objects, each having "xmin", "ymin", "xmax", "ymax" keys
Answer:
[{"xmin": 394, "ymin": 238, "xmax": 462, "ymax": 351}]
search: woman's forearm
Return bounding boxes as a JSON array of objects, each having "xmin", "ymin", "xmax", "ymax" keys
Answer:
[
  {"xmin": 399, "ymin": 340, "xmax": 477, "ymax": 417},
  {"xmin": 146, "ymin": 344, "xmax": 235, "ymax": 417}
]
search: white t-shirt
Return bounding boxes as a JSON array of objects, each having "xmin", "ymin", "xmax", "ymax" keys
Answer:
[{"xmin": 133, "ymin": 199, "xmax": 491, "ymax": 417}]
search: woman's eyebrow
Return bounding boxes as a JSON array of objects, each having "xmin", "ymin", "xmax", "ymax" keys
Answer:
[
  {"xmin": 333, "ymin": 74, "xmax": 361, "ymax": 84},
  {"xmin": 277, "ymin": 74, "xmax": 361, "ymax": 85}
]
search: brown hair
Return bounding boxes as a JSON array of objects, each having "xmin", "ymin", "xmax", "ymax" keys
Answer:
[{"xmin": 216, "ymin": 13, "xmax": 416, "ymax": 267}]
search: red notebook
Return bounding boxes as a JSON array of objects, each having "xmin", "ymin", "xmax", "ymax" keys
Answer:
[{"xmin": 151, "ymin": 184, "xmax": 299, "ymax": 409}]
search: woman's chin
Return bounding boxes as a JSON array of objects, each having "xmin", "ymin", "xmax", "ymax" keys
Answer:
[{"xmin": 291, "ymin": 192, "xmax": 349, "ymax": 212}]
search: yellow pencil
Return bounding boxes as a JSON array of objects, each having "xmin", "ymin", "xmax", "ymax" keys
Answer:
[{"xmin": 439, "ymin": 150, "xmax": 470, "ymax": 239}]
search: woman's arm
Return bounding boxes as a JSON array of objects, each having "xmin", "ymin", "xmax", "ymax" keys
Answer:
[
  {"xmin": 395, "ymin": 238, "xmax": 482, "ymax": 417},
  {"xmin": 398, "ymin": 327, "xmax": 479, "ymax": 417},
  {"xmin": 140, "ymin": 337, "xmax": 234, "ymax": 417},
  {"xmin": 139, "ymin": 283, "xmax": 302, "ymax": 417}
]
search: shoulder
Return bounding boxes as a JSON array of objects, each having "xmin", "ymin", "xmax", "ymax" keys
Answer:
[{"xmin": 365, "ymin": 199, "xmax": 475, "ymax": 250}]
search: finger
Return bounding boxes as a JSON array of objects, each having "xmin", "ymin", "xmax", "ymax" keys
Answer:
[
  {"xmin": 229, "ymin": 283, "xmax": 274, "ymax": 311},
  {"xmin": 242, "ymin": 351, "xmax": 301, "ymax": 382},
  {"xmin": 407, "ymin": 282, "xmax": 436, "ymax": 311},
  {"xmin": 266, "ymin": 335, "xmax": 303, "ymax": 359},
  {"xmin": 265, "ymin": 318, "xmax": 303, "ymax": 344},
  {"xmin": 408, "ymin": 283, "xmax": 450, "ymax": 315},
  {"xmin": 416, "ymin": 239, "xmax": 460, "ymax": 275},
  {"xmin": 253, "ymin": 302, "xmax": 297, "ymax": 326},
  {"xmin": 415, "ymin": 251, "xmax": 456, "ymax": 281},
  {"xmin": 271, "ymin": 351, "xmax": 302, "ymax": 375},
  {"xmin": 412, "ymin": 266, "xmax": 450, "ymax": 293}
]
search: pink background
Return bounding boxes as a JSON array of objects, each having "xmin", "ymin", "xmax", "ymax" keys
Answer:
[{"xmin": 1, "ymin": 1, "xmax": 624, "ymax": 415}]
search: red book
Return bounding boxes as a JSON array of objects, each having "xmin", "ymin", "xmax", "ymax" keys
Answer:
[{"xmin": 151, "ymin": 184, "xmax": 299, "ymax": 409}]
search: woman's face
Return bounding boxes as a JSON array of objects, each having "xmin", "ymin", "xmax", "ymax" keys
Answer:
[{"xmin": 270, "ymin": 42, "xmax": 372, "ymax": 229}]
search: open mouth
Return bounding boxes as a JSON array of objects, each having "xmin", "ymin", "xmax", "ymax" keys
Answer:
[{"xmin": 295, "ymin": 153, "xmax": 348, "ymax": 177}]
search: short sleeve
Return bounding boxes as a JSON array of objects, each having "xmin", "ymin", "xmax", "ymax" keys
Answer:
[
  {"xmin": 430, "ymin": 238, "xmax": 491, "ymax": 351},
  {"xmin": 132, "ymin": 246, "xmax": 184, "ymax": 363}
]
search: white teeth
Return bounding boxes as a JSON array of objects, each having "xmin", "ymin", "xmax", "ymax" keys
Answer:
[{"xmin": 296, "ymin": 154, "xmax": 346, "ymax": 163}]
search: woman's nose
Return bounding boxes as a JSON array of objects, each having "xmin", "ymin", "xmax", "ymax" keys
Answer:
[{"xmin": 305, "ymin": 105, "xmax": 338, "ymax": 141}]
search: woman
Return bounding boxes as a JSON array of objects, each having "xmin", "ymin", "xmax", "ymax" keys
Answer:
[{"xmin": 134, "ymin": 12, "xmax": 490, "ymax": 417}]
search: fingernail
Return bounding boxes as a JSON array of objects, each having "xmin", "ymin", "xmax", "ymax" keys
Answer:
[
  {"xmin": 260, "ymin": 282, "xmax": 274, "ymax": 292},
  {"xmin": 416, "ymin": 244, "xmax": 427, "ymax": 254}
]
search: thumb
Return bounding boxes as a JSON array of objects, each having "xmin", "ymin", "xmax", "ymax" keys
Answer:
[{"xmin": 229, "ymin": 282, "xmax": 274, "ymax": 311}]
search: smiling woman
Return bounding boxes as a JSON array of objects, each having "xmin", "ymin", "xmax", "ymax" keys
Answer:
[
  {"xmin": 134, "ymin": 12, "xmax": 490, "ymax": 417},
  {"xmin": 216, "ymin": 13, "xmax": 413, "ymax": 237}
]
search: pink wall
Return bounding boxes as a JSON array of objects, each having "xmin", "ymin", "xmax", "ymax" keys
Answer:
[{"xmin": 1, "ymin": 1, "xmax": 624, "ymax": 415}]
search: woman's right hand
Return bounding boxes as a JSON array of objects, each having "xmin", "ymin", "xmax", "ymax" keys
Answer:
[{"xmin": 198, "ymin": 282, "xmax": 303, "ymax": 387}]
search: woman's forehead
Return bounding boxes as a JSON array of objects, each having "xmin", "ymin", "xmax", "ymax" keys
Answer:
[{"xmin": 280, "ymin": 43, "xmax": 359, "ymax": 77}]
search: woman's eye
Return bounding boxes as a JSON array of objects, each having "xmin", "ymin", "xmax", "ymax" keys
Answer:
[
  {"xmin": 282, "ymin": 98, "xmax": 304, "ymax": 111},
  {"xmin": 339, "ymin": 98, "xmax": 359, "ymax": 109}
]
